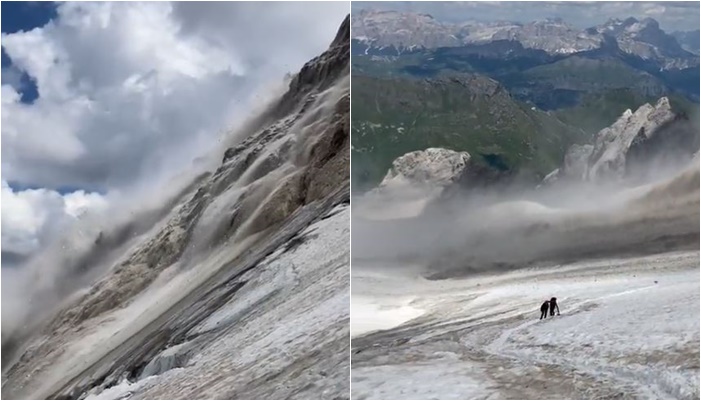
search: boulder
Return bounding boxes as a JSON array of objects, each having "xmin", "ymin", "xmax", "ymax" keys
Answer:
[{"xmin": 379, "ymin": 148, "xmax": 471, "ymax": 189}]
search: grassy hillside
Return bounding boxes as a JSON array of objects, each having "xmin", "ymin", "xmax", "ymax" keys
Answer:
[
  {"xmin": 351, "ymin": 74, "xmax": 586, "ymax": 188},
  {"xmin": 351, "ymin": 43, "xmax": 699, "ymax": 190}
]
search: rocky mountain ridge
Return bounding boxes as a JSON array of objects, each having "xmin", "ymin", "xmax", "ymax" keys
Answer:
[
  {"xmin": 350, "ymin": 72, "xmax": 586, "ymax": 188},
  {"xmin": 369, "ymin": 95, "xmax": 697, "ymax": 196},
  {"xmin": 544, "ymin": 96, "xmax": 698, "ymax": 186},
  {"xmin": 2, "ymin": 15, "xmax": 350, "ymax": 401},
  {"xmin": 352, "ymin": 10, "xmax": 698, "ymax": 70}
]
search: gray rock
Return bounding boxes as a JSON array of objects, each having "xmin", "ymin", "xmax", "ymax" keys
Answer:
[
  {"xmin": 139, "ymin": 342, "xmax": 196, "ymax": 380},
  {"xmin": 587, "ymin": 97, "xmax": 675, "ymax": 181},
  {"xmin": 352, "ymin": 11, "xmax": 699, "ymax": 70},
  {"xmin": 546, "ymin": 97, "xmax": 680, "ymax": 185},
  {"xmin": 540, "ymin": 168, "xmax": 560, "ymax": 187},
  {"xmin": 380, "ymin": 148, "xmax": 471, "ymax": 188}
]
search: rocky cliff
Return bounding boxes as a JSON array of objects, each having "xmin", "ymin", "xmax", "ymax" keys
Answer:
[
  {"xmin": 2, "ymin": 15, "xmax": 350, "ymax": 401},
  {"xmin": 544, "ymin": 97, "xmax": 698, "ymax": 185}
]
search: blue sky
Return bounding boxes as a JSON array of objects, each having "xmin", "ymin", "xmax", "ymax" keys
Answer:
[
  {"xmin": 1, "ymin": 1, "xmax": 57, "ymax": 103},
  {"xmin": 1, "ymin": 1, "xmax": 57, "ymax": 34},
  {"xmin": 352, "ymin": 1, "xmax": 700, "ymax": 32}
]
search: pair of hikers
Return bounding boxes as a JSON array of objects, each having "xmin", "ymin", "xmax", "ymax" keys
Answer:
[{"xmin": 539, "ymin": 297, "xmax": 560, "ymax": 319}]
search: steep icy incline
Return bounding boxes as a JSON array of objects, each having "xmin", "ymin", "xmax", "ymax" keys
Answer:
[
  {"xmin": 86, "ymin": 203, "xmax": 350, "ymax": 400},
  {"xmin": 2, "ymin": 15, "xmax": 350, "ymax": 401}
]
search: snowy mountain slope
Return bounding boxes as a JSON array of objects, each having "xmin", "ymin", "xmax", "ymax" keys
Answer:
[
  {"xmin": 351, "ymin": 121, "xmax": 699, "ymax": 399},
  {"xmin": 597, "ymin": 17, "xmax": 697, "ymax": 69},
  {"xmin": 352, "ymin": 251, "xmax": 699, "ymax": 400},
  {"xmin": 2, "ymin": 15, "xmax": 350, "ymax": 401},
  {"xmin": 86, "ymin": 203, "xmax": 350, "ymax": 400}
]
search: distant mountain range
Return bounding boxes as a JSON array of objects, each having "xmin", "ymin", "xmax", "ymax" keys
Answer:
[
  {"xmin": 350, "ymin": 10, "xmax": 699, "ymax": 189},
  {"xmin": 352, "ymin": 10, "xmax": 699, "ymax": 70}
]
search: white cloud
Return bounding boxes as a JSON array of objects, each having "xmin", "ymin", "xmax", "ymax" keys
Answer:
[
  {"xmin": 643, "ymin": 5, "xmax": 667, "ymax": 16},
  {"xmin": 1, "ymin": 181, "xmax": 107, "ymax": 259},
  {"xmin": 63, "ymin": 190, "xmax": 109, "ymax": 218},
  {"xmin": 1, "ymin": 2, "xmax": 348, "ymax": 265}
]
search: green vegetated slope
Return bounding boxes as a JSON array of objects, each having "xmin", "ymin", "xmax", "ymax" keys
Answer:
[
  {"xmin": 351, "ymin": 43, "xmax": 699, "ymax": 190},
  {"xmin": 515, "ymin": 57, "xmax": 665, "ymax": 92},
  {"xmin": 351, "ymin": 74, "xmax": 586, "ymax": 188}
]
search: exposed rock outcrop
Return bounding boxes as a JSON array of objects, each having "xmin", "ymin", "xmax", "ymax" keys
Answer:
[
  {"xmin": 587, "ymin": 97, "xmax": 675, "ymax": 180},
  {"xmin": 379, "ymin": 148, "xmax": 471, "ymax": 189},
  {"xmin": 543, "ymin": 97, "xmax": 696, "ymax": 185},
  {"xmin": 2, "ymin": 15, "xmax": 350, "ymax": 401},
  {"xmin": 355, "ymin": 148, "xmax": 470, "ymax": 220}
]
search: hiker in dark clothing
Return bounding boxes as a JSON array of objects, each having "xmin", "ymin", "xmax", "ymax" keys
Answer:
[
  {"xmin": 549, "ymin": 297, "xmax": 560, "ymax": 316},
  {"xmin": 540, "ymin": 300, "xmax": 550, "ymax": 320}
]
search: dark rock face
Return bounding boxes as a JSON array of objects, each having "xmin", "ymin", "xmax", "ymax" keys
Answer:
[{"xmin": 300, "ymin": 92, "xmax": 350, "ymax": 203}]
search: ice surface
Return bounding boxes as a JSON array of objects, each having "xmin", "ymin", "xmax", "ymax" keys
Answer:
[
  {"xmin": 351, "ymin": 295, "xmax": 423, "ymax": 337},
  {"xmin": 352, "ymin": 357, "xmax": 495, "ymax": 400},
  {"xmin": 352, "ymin": 251, "xmax": 700, "ymax": 400},
  {"xmin": 90, "ymin": 204, "xmax": 350, "ymax": 399}
]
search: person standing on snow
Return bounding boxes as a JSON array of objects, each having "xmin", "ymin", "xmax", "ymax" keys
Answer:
[
  {"xmin": 540, "ymin": 300, "xmax": 550, "ymax": 319},
  {"xmin": 549, "ymin": 297, "xmax": 560, "ymax": 316}
]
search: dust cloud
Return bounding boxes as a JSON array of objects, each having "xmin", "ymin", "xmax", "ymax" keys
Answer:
[{"xmin": 352, "ymin": 152, "xmax": 699, "ymax": 279}]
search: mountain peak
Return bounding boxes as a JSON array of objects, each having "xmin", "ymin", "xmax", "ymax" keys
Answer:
[
  {"xmin": 352, "ymin": 10, "xmax": 698, "ymax": 68},
  {"xmin": 640, "ymin": 17, "xmax": 660, "ymax": 29},
  {"xmin": 655, "ymin": 96, "xmax": 671, "ymax": 109},
  {"xmin": 624, "ymin": 16, "xmax": 639, "ymax": 26}
]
